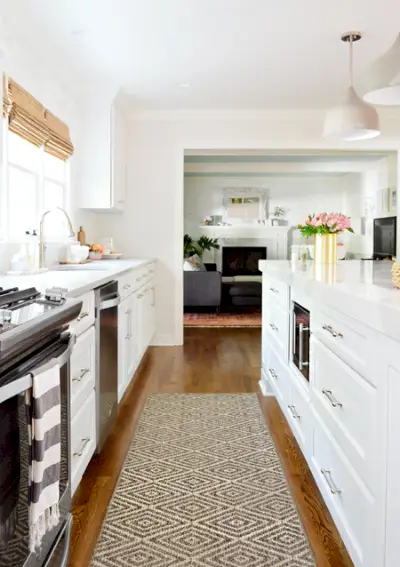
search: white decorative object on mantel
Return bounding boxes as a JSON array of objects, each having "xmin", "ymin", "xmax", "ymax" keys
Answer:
[{"xmin": 223, "ymin": 187, "xmax": 269, "ymax": 224}]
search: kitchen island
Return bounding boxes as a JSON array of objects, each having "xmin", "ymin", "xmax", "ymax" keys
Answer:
[{"xmin": 259, "ymin": 259, "xmax": 400, "ymax": 567}]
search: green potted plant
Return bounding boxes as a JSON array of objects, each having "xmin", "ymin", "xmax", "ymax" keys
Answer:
[
  {"xmin": 184, "ymin": 234, "xmax": 199, "ymax": 258},
  {"xmin": 196, "ymin": 235, "xmax": 220, "ymax": 260},
  {"xmin": 271, "ymin": 206, "xmax": 284, "ymax": 226}
]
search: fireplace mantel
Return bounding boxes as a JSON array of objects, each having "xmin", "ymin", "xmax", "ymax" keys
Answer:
[{"xmin": 198, "ymin": 225, "xmax": 290, "ymax": 239}]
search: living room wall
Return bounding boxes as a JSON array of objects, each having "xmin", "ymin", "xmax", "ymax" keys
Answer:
[{"xmin": 184, "ymin": 173, "xmax": 360, "ymax": 237}]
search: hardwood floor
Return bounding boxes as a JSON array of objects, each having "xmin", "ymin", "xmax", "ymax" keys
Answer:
[{"xmin": 69, "ymin": 328, "xmax": 353, "ymax": 567}]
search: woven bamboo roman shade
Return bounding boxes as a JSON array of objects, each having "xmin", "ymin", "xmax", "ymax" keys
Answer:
[{"xmin": 2, "ymin": 75, "xmax": 74, "ymax": 160}]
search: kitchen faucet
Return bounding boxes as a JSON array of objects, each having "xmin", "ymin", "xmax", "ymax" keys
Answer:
[{"xmin": 39, "ymin": 207, "xmax": 75, "ymax": 268}]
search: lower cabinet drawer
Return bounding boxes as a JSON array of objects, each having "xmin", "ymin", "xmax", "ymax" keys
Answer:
[
  {"xmin": 311, "ymin": 415, "xmax": 374, "ymax": 566},
  {"xmin": 286, "ymin": 375, "xmax": 312, "ymax": 456},
  {"xmin": 312, "ymin": 302, "xmax": 378, "ymax": 387},
  {"xmin": 264, "ymin": 345, "xmax": 290, "ymax": 409},
  {"xmin": 69, "ymin": 290, "xmax": 95, "ymax": 337},
  {"xmin": 70, "ymin": 326, "xmax": 96, "ymax": 419},
  {"xmin": 71, "ymin": 390, "xmax": 96, "ymax": 495},
  {"xmin": 311, "ymin": 337, "xmax": 377, "ymax": 492},
  {"xmin": 262, "ymin": 274, "xmax": 290, "ymax": 311},
  {"xmin": 266, "ymin": 303, "xmax": 289, "ymax": 363}
]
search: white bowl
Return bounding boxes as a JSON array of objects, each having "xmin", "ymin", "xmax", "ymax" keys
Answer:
[{"xmin": 70, "ymin": 245, "xmax": 89, "ymax": 262}]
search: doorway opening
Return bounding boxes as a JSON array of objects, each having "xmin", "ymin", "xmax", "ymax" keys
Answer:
[{"xmin": 182, "ymin": 149, "xmax": 397, "ymax": 330}]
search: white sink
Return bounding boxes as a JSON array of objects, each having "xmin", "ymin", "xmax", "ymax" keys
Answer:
[{"xmin": 52, "ymin": 263, "xmax": 107, "ymax": 271}]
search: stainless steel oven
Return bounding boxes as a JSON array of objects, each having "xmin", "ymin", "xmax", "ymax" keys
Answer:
[
  {"xmin": 0, "ymin": 334, "xmax": 74, "ymax": 567},
  {"xmin": 292, "ymin": 302, "xmax": 310, "ymax": 382}
]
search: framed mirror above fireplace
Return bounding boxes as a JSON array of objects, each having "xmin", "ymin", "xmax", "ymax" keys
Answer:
[{"xmin": 223, "ymin": 188, "xmax": 268, "ymax": 224}]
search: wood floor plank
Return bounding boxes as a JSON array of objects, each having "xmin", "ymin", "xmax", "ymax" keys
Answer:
[{"xmin": 69, "ymin": 327, "xmax": 353, "ymax": 567}]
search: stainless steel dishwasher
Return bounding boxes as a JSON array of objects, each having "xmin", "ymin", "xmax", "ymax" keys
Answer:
[{"xmin": 94, "ymin": 280, "xmax": 120, "ymax": 452}]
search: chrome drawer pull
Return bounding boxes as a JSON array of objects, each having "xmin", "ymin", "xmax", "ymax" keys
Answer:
[
  {"xmin": 72, "ymin": 368, "xmax": 90, "ymax": 382},
  {"xmin": 268, "ymin": 368, "xmax": 278, "ymax": 379},
  {"xmin": 322, "ymin": 389, "xmax": 343, "ymax": 408},
  {"xmin": 322, "ymin": 324, "xmax": 343, "ymax": 338},
  {"xmin": 269, "ymin": 287, "xmax": 278, "ymax": 294},
  {"xmin": 288, "ymin": 404, "xmax": 300, "ymax": 419},
  {"xmin": 321, "ymin": 468, "xmax": 341, "ymax": 494},
  {"xmin": 269, "ymin": 323, "xmax": 278, "ymax": 332},
  {"xmin": 73, "ymin": 437, "xmax": 90, "ymax": 457},
  {"xmin": 76, "ymin": 311, "xmax": 89, "ymax": 322}
]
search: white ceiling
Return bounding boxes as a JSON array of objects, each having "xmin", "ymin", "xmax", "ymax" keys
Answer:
[{"xmin": 1, "ymin": 0, "xmax": 400, "ymax": 109}]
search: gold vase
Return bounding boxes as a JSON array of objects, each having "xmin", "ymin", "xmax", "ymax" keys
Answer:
[{"xmin": 314, "ymin": 234, "xmax": 337, "ymax": 264}]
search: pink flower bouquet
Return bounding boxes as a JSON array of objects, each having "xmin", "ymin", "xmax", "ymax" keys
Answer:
[{"xmin": 298, "ymin": 213, "xmax": 354, "ymax": 237}]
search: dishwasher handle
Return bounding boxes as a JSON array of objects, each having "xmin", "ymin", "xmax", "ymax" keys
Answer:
[{"xmin": 99, "ymin": 293, "xmax": 120, "ymax": 311}]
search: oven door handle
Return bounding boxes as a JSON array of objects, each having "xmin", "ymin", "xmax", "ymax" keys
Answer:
[
  {"xmin": 33, "ymin": 334, "xmax": 76, "ymax": 374},
  {"xmin": 43, "ymin": 513, "xmax": 72, "ymax": 567},
  {"xmin": 0, "ymin": 335, "xmax": 76, "ymax": 404}
]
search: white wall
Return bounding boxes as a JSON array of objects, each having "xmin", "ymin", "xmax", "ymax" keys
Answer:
[
  {"xmin": 93, "ymin": 110, "xmax": 400, "ymax": 346},
  {"xmin": 184, "ymin": 174, "xmax": 359, "ymax": 233}
]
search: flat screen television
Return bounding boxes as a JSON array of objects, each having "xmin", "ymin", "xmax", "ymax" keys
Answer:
[
  {"xmin": 373, "ymin": 216, "xmax": 397, "ymax": 259},
  {"xmin": 222, "ymin": 246, "xmax": 267, "ymax": 276}
]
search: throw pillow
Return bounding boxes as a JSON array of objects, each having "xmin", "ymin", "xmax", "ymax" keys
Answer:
[{"xmin": 183, "ymin": 254, "xmax": 206, "ymax": 271}]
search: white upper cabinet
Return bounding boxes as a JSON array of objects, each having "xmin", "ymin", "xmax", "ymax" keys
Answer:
[{"xmin": 78, "ymin": 93, "xmax": 127, "ymax": 212}]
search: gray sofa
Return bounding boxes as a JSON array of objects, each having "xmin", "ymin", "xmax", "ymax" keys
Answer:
[{"xmin": 184, "ymin": 265, "xmax": 222, "ymax": 311}]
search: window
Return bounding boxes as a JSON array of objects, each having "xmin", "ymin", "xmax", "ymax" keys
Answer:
[
  {"xmin": 1, "ymin": 76, "xmax": 74, "ymax": 242},
  {"xmin": 4, "ymin": 130, "xmax": 69, "ymax": 240}
]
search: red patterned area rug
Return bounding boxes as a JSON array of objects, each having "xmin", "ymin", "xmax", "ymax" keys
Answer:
[{"xmin": 184, "ymin": 311, "xmax": 262, "ymax": 327}]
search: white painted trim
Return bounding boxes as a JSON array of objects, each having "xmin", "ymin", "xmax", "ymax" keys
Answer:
[
  {"xmin": 259, "ymin": 379, "xmax": 275, "ymax": 397},
  {"xmin": 128, "ymin": 107, "xmax": 400, "ymax": 122},
  {"xmin": 151, "ymin": 333, "xmax": 179, "ymax": 347}
]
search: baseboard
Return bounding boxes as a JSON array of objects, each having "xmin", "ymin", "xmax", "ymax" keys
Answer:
[
  {"xmin": 258, "ymin": 378, "xmax": 275, "ymax": 397},
  {"xmin": 151, "ymin": 333, "xmax": 181, "ymax": 346}
]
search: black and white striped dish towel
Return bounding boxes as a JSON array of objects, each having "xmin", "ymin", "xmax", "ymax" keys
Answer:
[{"xmin": 25, "ymin": 362, "xmax": 61, "ymax": 552}]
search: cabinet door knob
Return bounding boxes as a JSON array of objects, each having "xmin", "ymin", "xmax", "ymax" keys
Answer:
[
  {"xmin": 322, "ymin": 324, "xmax": 343, "ymax": 339},
  {"xmin": 288, "ymin": 404, "xmax": 300, "ymax": 419},
  {"xmin": 269, "ymin": 323, "xmax": 278, "ymax": 332},
  {"xmin": 73, "ymin": 437, "xmax": 91, "ymax": 457},
  {"xmin": 268, "ymin": 368, "xmax": 278, "ymax": 379},
  {"xmin": 77, "ymin": 311, "xmax": 89, "ymax": 322},
  {"xmin": 321, "ymin": 468, "xmax": 341, "ymax": 494},
  {"xmin": 322, "ymin": 389, "xmax": 343, "ymax": 408},
  {"xmin": 72, "ymin": 368, "xmax": 90, "ymax": 382}
]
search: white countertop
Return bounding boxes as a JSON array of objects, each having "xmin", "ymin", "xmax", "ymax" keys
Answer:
[
  {"xmin": 0, "ymin": 258, "xmax": 155, "ymax": 297},
  {"xmin": 259, "ymin": 260, "xmax": 400, "ymax": 341}
]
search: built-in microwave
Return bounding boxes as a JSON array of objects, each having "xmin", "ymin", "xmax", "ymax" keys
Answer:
[{"xmin": 292, "ymin": 302, "xmax": 310, "ymax": 382}]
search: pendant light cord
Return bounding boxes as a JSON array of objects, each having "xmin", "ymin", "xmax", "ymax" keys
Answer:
[{"xmin": 349, "ymin": 35, "xmax": 354, "ymax": 87}]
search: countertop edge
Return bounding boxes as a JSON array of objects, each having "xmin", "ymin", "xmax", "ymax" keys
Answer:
[{"xmin": 259, "ymin": 260, "xmax": 400, "ymax": 343}]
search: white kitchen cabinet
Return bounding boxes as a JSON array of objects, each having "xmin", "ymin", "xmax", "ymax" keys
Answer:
[
  {"xmin": 70, "ymin": 390, "xmax": 96, "ymax": 495},
  {"xmin": 79, "ymin": 97, "xmax": 127, "ymax": 212},
  {"xmin": 118, "ymin": 300, "xmax": 129, "ymax": 402},
  {"xmin": 117, "ymin": 266, "xmax": 156, "ymax": 401},
  {"xmin": 127, "ymin": 290, "xmax": 139, "ymax": 382}
]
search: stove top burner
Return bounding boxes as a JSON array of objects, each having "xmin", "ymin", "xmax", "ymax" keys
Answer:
[
  {"xmin": 0, "ymin": 287, "xmax": 41, "ymax": 309},
  {"xmin": 0, "ymin": 286, "xmax": 82, "ymax": 364}
]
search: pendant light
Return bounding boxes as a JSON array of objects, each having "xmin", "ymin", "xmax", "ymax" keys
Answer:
[
  {"xmin": 323, "ymin": 32, "xmax": 380, "ymax": 141},
  {"xmin": 363, "ymin": 33, "xmax": 400, "ymax": 105}
]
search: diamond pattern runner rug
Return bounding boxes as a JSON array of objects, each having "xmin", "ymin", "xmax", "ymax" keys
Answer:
[{"xmin": 91, "ymin": 394, "xmax": 316, "ymax": 566}]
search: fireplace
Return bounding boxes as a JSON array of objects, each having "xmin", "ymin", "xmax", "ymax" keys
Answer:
[{"xmin": 222, "ymin": 246, "xmax": 267, "ymax": 277}]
